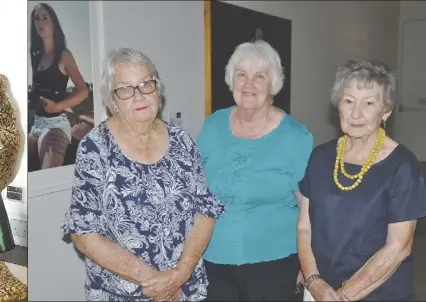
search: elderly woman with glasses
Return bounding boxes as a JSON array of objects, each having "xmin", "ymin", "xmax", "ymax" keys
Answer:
[{"xmin": 61, "ymin": 48, "xmax": 225, "ymax": 302}]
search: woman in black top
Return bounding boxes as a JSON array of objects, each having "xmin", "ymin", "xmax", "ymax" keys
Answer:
[
  {"xmin": 297, "ymin": 60, "xmax": 426, "ymax": 301},
  {"xmin": 28, "ymin": 3, "xmax": 88, "ymax": 170}
]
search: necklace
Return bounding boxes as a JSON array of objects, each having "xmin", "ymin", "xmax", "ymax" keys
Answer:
[
  {"xmin": 333, "ymin": 127, "xmax": 386, "ymax": 191},
  {"xmin": 233, "ymin": 109, "xmax": 271, "ymax": 139},
  {"xmin": 122, "ymin": 121, "xmax": 156, "ymax": 150}
]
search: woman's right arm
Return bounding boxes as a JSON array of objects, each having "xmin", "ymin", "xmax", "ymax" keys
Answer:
[
  {"xmin": 296, "ymin": 192, "xmax": 319, "ymax": 278},
  {"xmin": 62, "ymin": 136, "xmax": 157, "ymax": 286},
  {"xmin": 71, "ymin": 233, "xmax": 156, "ymax": 285},
  {"xmin": 296, "ymin": 192, "xmax": 341, "ymax": 301}
]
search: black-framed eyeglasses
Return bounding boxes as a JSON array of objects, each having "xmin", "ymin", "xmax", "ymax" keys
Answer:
[{"xmin": 112, "ymin": 79, "xmax": 157, "ymax": 100}]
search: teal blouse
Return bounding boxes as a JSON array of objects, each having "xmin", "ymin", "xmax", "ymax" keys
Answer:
[{"xmin": 197, "ymin": 106, "xmax": 313, "ymax": 265}]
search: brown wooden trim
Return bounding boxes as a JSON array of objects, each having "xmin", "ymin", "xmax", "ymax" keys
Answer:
[{"xmin": 204, "ymin": 0, "xmax": 212, "ymax": 117}]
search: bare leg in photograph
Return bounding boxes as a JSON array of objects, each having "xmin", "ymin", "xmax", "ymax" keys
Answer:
[{"xmin": 38, "ymin": 129, "xmax": 69, "ymax": 170}]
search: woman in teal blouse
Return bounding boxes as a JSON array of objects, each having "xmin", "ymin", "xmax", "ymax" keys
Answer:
[{"xmin": 197, "ymin": 40, "xmax": 313, "ymax": 301}]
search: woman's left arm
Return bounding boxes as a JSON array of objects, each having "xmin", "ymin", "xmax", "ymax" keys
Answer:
[
  {"xmin": 56, "ymin": 50, "xmax": 89, "ymax": 111},
  {"xmin": 142, "ymin": 136, "xmax": 225, "ymax": 300},
  {"xmin": 142, "ymin": 214, "xmax": 217, "ymax": 301},
  {"xmin": 338, "ymin": 156, "xmax": 426, "ymax": 301},
  {"xmin": 174, "ymin": 141, "xmax": 225, "ymax": 280},
  {"xmin": 337, "ymin": 220, "xmax": 416, "ymax": 301},
  {"xmin": 175, "ymin": 214, "xmax": 216, "ymax": 280}
]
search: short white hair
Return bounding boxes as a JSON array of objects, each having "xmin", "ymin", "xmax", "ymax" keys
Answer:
[
  {"xmin": 224, "ymin": 40, "xmax": 285, "ymax": 96},
  {"xmin": 101, "ymin": 48, "xmax": 165, "ymax": 114}
]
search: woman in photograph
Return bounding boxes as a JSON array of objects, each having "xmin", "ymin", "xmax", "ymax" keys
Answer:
[
  {"xmin": 28, "ymin": 2, "xmax": 88, "ymax": 170},
  {"xmin": 297, "ymin": 60, "xmax": 426, "ymax": 301},
  {"xmin": 0, "ymin": 75, "xmax": 27, "ymax": 301}
]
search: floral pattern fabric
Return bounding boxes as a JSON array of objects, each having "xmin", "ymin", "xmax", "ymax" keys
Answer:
[{"xmin": 61, "ymin": 121, "xmax": 225, "ymax": 301}]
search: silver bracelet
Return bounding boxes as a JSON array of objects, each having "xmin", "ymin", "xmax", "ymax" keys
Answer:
[
  {"xmin": 304, "ymin": 273, "xmax": 320, "ymax": 291},
  {"xmin": 341, "ymin": 281, "xmax": 353, "ymax": 301}
]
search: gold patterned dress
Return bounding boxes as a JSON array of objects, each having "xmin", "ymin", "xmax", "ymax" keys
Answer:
[{"xmin": 0, "ymin": 75, "xmax": 27, "ymax": 301}]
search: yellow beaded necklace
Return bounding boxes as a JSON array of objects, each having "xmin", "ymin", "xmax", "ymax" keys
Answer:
[{"xmin": 333, "ymin": 127, "xmax": 386, "ymax": 191}]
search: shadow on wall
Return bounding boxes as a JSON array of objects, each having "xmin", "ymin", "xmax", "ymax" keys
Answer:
[
  {"xmin": 62, "ymin": 234, "xmax": 85, "ymax": 262},
  {"xmin": 1, "ymin": 75, "xmax": 25, "ymax": 184},
  {"xmin": 327, "ymin": 103, "xmax": 342, "ymax": 136}
]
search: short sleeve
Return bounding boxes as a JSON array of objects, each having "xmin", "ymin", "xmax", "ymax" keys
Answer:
[
  {"xmin": 291, "ymin": 131, "xmax": 314, "ymax": 193},
  {"xmin": 196, "ymin": 115, "xmax": 213, "ymax": 165},
  {"xmin": 61, "ymin": 136, "xmax": 106, "ymax": 235},
  {"xmin": 388, "ymin": 157, "xmax": 426, "ymax": 223},
  {"xmin": 191, "ymin": 140, "xmax": 225, "ymax": 219},
  {"xmin": 298, "ymin": 149, "xmax": 316, "ymax": 199}
]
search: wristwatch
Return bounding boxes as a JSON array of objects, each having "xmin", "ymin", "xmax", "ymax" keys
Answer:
[{"xmin": 304, "ymin": 273, "xmax": 321, "ymax": 290}]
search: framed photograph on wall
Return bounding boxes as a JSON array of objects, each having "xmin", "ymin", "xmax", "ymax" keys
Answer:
[{"xmin": 27, "ymin": 1, "xmax": 97, "ymax": 195}]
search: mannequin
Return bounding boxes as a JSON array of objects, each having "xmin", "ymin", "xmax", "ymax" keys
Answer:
[{"xmin": 0, "ymin": 74, "xmax": 27, "ymax": 301}]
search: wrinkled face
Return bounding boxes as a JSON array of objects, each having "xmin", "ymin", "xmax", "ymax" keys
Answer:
[
  {"xmin": 232, "ymin": 59, "xmax": 272, "ymax": 110},
  {"xmin": 112, "ymin": 63, "xmax": 160, "ymax": 124},
  {"xmin": 33, "ymin": 6, "xmax": 54, "ymax": 39},
  {"xmin": 338, "ymin": 79, "xmax": 391, "ymax": 139}
]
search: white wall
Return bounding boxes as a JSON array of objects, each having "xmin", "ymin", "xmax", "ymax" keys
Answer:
[
  {"xmin": 101, "ymin": 1, "xmax": 206, "ymax": 139},
  {"xmin": 0, "ymin": 0, "xmax": 28, "ymax": 246},
  {"xmin": 393, "ymin": 1, "xmax": 426, "ymax": 161},
  {"xmin": 29, "ymin": 189, "xmax": 86, "ymax": 300},
  {"xmin": 28, "ymin": 1, "xmax": 400, "ymax": 300}
]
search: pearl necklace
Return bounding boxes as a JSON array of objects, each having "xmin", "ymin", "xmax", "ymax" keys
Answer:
[{"xmin": 333, "ymin": 127, "xmax": 386, "ymax": 191}]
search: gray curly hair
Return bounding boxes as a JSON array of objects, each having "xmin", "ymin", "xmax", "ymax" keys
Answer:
[{"xmin": 330, "ymin": 60, "xmax": 397, "ymax": 109}]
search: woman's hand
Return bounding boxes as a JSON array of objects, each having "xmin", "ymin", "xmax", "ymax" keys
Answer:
[
  {"xmin": 40, "ymin": 96, "xmax": 62, "ymax": 113},
  {"xmin": 336, "ymin": 288, "xmax": 350, "ymax": 301},
  {"xmin": 141, "ymin": 268, "xmax": 185, "ymax": 301},
  {"xmin": 170, "ymin": 289, "xmax": 183, "ymax": 302},
  {"xmin": 309, "ymin": 278, "xmax": 342, "ymax": 301},
  {"xmin": 77, "ymin": 114, "xmax": 95, "ymax": 127},
  {"xmin": 146, "ymin": 288, "xmax": 183, "ymax": 302}
]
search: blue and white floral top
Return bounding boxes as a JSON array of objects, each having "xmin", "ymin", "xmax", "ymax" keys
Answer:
[{"xmin": 61, "ymin": 120, "xmax": 225, "ymax": 301}]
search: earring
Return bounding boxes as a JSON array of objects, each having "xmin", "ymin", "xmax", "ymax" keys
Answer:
[
  {"xmin": 381, "ymin": 119, "xmax": 387, "ymax": 129},
  {"xmin": 111, "ymin": 103, "xmax": 119, "ymax": 115}
]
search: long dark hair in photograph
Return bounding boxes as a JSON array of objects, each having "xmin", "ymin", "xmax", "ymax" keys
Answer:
[{"xmin": 30, "ymin": 3, "xmax": 67, "ymax": 71}]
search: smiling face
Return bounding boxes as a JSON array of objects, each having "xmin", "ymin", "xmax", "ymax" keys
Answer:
[
  {"xmin": 338, "ymin": 79, "xmax": 391, "ymax": 139},
  {"xmin": 33, "ymin": 5, "xmax": 54, "ymax": 39},
  {"xmin": 232, "ymin": 59, "xmax": 272, "ymax": 110},
  {"xmin": 112, "ymin": 63, "xmax": 160, "ymax": 124}
]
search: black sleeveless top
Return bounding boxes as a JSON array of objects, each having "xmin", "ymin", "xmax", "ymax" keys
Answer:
[
  {"xmin": 30, "ymin": 51, "xmax": 69, "ymax": 118},
  {"xmin": 299, "ymin": 140, "xmax": 426, "ymax": 301}
]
